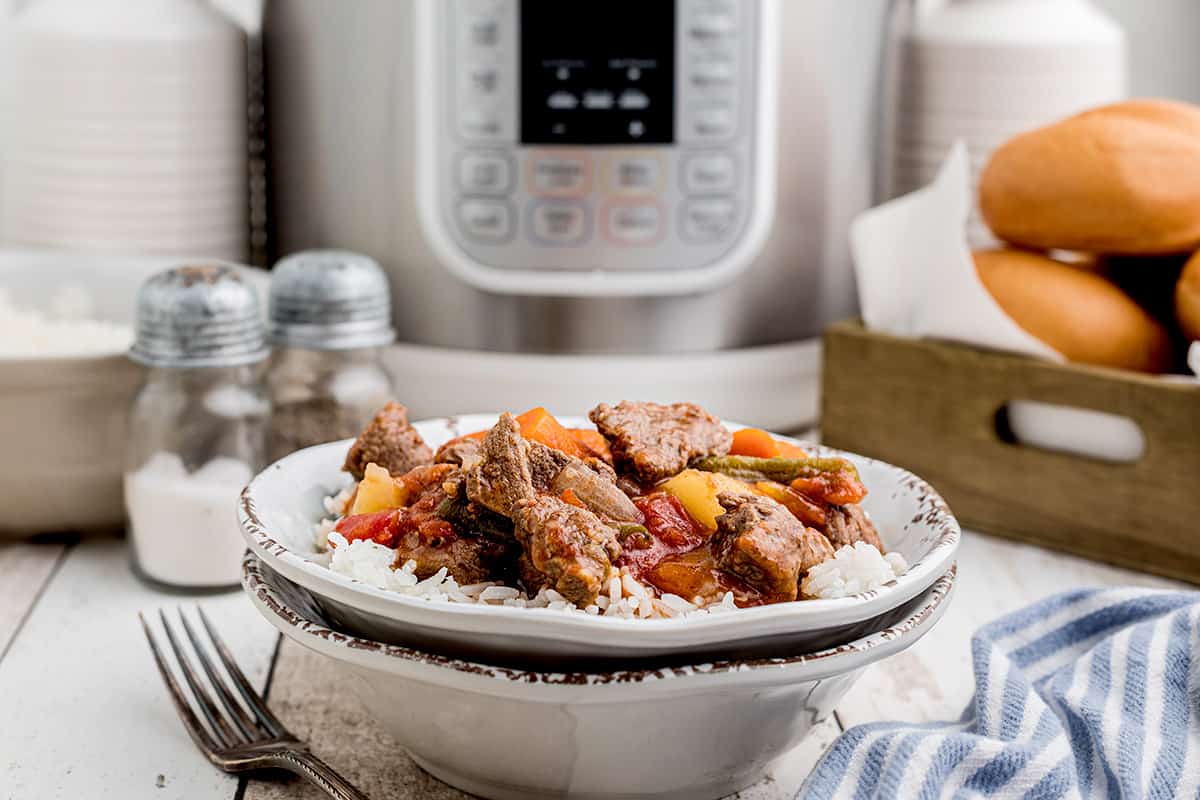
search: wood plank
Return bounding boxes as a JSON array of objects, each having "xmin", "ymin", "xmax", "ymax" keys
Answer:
[
  {"xmin": 0, "ymin": 541, "xmax": 67, "ymax": 659},
  {"xmin": 243, "ymin": 638, "xmax": 845, "ymax": 800},
  {"xmin": 836, "ymin": 530, "xmax": 1188, "ymax": 727},
  {"xmin": 0, "ymin": 539, "xmax": 279, "ymax": 800},
  {"xmin": 821, "ymin": 320, "xmax": 1200, "ymax": 584}
]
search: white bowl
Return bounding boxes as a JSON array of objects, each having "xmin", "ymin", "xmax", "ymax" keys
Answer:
[
  {"xmin": 0, "ymin": 249, "xmax": 266, "ymax": 535},
  {"xmin": 244, "ymin": 554, "xmax": 956, "ymax": 800},
  {"xmin": 239, "ymin": 414, "xmax": 961, "ymax": 667}
]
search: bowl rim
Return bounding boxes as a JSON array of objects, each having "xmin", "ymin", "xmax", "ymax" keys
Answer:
[
  {"xmin": 244, "ymin": 553, "xmax": 958, "ymax": 685},
  {"xmin": 238, "ymin": 414, "xmax": 961, "ymax": 645}
]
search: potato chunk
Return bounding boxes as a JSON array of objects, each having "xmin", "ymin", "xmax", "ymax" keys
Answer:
[{"xmin": 348, "ymin": 463, "xmax": 408, "ymax": 515}]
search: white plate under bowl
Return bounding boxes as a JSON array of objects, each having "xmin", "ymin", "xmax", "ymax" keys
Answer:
[
  {"xmin": 244, "ymin": 554, "xmax": 956, "ymax": 800},
  {"xmin": 239, "ymin": 414, "xmax": 960, "ymax": 668}
]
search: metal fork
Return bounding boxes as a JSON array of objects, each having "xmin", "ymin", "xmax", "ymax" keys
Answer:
[{"xmin": 140, "ymin": 607, "xmax": 371, "ymax": 800}]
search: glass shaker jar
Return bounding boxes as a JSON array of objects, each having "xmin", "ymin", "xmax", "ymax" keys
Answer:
[
  {"xmin": 125, "ymin": 264, "xmax": 271, "ymax": 591},
  {"xmin": 265, "ymin": 250, "xmax": 397, "ymax": 463}
]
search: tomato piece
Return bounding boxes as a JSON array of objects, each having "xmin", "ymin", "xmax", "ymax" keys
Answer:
[
  {"xmin": 618, "ymin": 494, "xmax": 710, "ymax": 577},
  {"xmin": 637, "ymin": 493, "xmax": 703, "ymax": 547},
  {"xmin": 755, "ymin": 481, "xmax": 827, "ymax": 529},
  {"xmin": 789, "ymin": 471, "xmax": 866, "ymax": 506},
  {"xmin": 334, "ymin": 510, "xmax": 403, "ymax": 547}
]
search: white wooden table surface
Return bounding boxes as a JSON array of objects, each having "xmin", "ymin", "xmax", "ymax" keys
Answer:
[{"xmin": 0, "ymin": 531, "xmax": 1185, "ymax": 800}]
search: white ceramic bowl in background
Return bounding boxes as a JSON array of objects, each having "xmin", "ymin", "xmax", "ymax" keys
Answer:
[
  {"xmin": 244, "ymin": 554, "xmax": 956, "ymax": 800},
  {"xmin": 0, "ymin": 249, "xmax": 267, "ymax": 535},
  {"xmin": 239, "ymin": 415, "xmax": 960, "ymax": 667}
]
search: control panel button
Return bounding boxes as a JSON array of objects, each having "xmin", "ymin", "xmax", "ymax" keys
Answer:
[
  {"xmin": 547, "ymin": 91, "xmax": 578, "ymax": 110},
  {"xmin": 683, "ymin": 153, "xmax": 736, "ymax": 194},
  {"xmin": 459, "ymin": 199, "xmax": 515, "ymax": 242},
  {"xmin": 618, "ymin": 89, "xmax": 650, "ymax": 110},
  {"xmin": 530, "ymin": 154, "xmax": 591, "ymax": 196},
  {"xmin": 689, "ymin": 12, "xmax": 737, "ymax": 40},
  {"xmin": 682, "ymin": 197, "xmax": 737, "ymax": 242},
  {"xmin": 582, "ymin": 91, "xmax": 615, "ymax": 110},
  {"xmin": 463, "ymin": 64, "xmax": 501, "ymax": 97},
  {"xmin": 457, "ymin": 152, "xmax": 512, "ymax": 194},
  {"xmin": 458, "ymin": 109, "xmax": 505, "ymax": 140},
  {"xmin": 531, "ymin": 201, "xmax": 589, "ymax": 245},
  {"xmin": 689, "ymin": 105, "xmax": 736, "ymax": 139},
  {"xmin": 690, "ymin": 58, "xmax": 736, "ymax": 88},
  {"xmin": 466, "ymin": 16, "xmax": 500, "ymax": 47},
  {"xmin": 611, "ymin": 156, "xmax": 661, "ymax": 194},
  {"xmin": 607, "ymin": 203, "xmax": 662, "ymax": 245}
]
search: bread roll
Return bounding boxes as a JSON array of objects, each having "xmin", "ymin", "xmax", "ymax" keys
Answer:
[
  {"xmin": 1177, "ymin": 251, "xmax": 1200, "ymax": 341},
  {"xmin": 974, "ymin": 249, "xmax": 1174, "ymax": 372},
  {"xmin": 980, "ymin": 100, "xmax": 1200, "ymax": 255}
]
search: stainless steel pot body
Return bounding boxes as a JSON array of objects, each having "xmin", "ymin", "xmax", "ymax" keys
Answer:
[{"xmin": 264, "ymin": 0, "xmax": 891, "ymax": 354}]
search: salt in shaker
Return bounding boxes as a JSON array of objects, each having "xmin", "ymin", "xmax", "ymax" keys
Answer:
[
  {"xmin": 125, "ymin": 264, "xmax": 270, "ymax": 591},
  {"xmin": 265, "ymin": 250, "xmax": 397, "ymax": 463}
]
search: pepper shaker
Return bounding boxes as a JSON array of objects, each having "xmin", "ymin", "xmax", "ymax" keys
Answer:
[
  {"xmin": 125, "ymin": 264, "xmax": 270, "ymax": 591},
  {"xmin": 265, "ymin": 250, "xmax": 397, "ymax": 463}
]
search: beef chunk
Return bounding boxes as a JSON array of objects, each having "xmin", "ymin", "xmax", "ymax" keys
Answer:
[
  {"xmin": 343, "ymin": 403, "xmax": 433, "ymax": 481},
  {"xmin": 517, "ymin": 550, "xmax": 549, "ymax": 596},
  {"xmin": 712, "ymin": 495, "xmax": 834, "ymax": 601},
  {"xmin": 394, "ymin": 535, "xmax": 498, "ymax": 585},
  {"xmin": 589, "ymin": 401, "xmax": 732, "ymax": 483},
  {"xmin": 434, "ymin": 436, "xmax": 482, "ymax": 467},
  {"xmin": 466, "ymin": 413, "xmax": 638, "ymax": 524},
  {"xmin": 824, "ymin": 504, "xmax": 884, "ymax": 551},
  {"xmin": 512, "ymin": 495, "xmax": 620, "ymax": 607},
  {"xmin": 466, "ymin": 413, "xmax": 536, "ymax": 517}
]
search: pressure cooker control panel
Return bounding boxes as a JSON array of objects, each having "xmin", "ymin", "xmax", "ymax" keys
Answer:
[{"xmin": 416, "ymin": 0, "xmax": 777, "ymax": 296}]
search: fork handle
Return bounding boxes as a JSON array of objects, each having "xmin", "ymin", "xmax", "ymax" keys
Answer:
[{"xmin": 269, "ymin": 750, "xmax": 372, "ymax": 800}]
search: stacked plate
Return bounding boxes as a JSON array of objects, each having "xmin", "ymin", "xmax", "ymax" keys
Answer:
[
  {"xmin": 0, "ymin": 0, "xmax": 248, "ymax": 261},
  {"xmin": 238, "ymin": 415, "xmax": 961, "ymax": 799},
  {"xmin": 883, "ymin": 0, "xmax": 1126, "ymax": 245}
]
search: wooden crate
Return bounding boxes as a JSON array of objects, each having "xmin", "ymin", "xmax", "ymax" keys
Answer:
[{"xmin": 821, "ymin": 320, "xmax": 1200, "ymax": 584}]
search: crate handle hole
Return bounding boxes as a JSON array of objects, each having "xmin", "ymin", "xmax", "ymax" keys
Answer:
[{"xmin": 993, "ymin": 400, "xmax": 1145, "ymax": 464}]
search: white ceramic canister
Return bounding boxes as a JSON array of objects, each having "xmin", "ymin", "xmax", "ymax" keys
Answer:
[
  {"xmin": 883, "ymin": 0, "xmax": 1127, "ymax": 245},
  {"xmin": 0, "ymin": 0, "xmax": 249, "ymax": 260}
]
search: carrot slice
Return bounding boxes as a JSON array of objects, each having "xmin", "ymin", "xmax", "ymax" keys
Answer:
[
  {"xmin": 570, "ymin": 428, "xmax": 612, "ymax": 463},
  {"xmin": 560, "ymin": 488, "xmax": 585, "ymax": 508},
  {"xmin": 730, "ymin": 427, "xmax": 808, "ymax": 459},
  {"xmin": 730, "ymin": 428, "xmax": 782, "ymax": 458},
  {"xmin": 516, "ymin": 407, "xmax": 590, "ymax": 459},
  {"xmin": 774, "ymin": 439, "xmax": 809, "ymax": 459}
]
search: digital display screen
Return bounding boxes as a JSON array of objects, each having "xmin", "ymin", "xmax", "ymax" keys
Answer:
[{"xmin": 519, "ymin": 0, "xmax": 675, "ymax": 145}]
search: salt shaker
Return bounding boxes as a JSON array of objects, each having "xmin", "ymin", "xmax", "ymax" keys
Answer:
[
  {"xmin": 125, "ymin": 264, "xmax": 271, "ymax": 591},
  {"xmin": 265, "ymin": 250, "xmax": 396, "ymax": 463}
]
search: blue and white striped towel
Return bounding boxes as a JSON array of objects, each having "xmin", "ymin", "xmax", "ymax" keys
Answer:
[{"xmin": 800, "ymin": 588, "xmax": 1200, "ymax": 799}]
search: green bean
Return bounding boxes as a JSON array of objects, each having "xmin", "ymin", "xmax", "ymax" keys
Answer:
[
  {"xmin": 617, "ymin": 523, "xmax": 653, "ymax": 549},
  {"xmin": 694, "ymin": 455, "xmax": 858, "ymax": 483}
]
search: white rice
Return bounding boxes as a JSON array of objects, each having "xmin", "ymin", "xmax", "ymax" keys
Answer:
[
  {"xmin": 317, "ymin": 492, "xmax": 908, "ymax": 618},
  {"xmin": 312, "ymin": 486, "xmax": 354, "ymax": 547},
  {"xmin": 801, "ymin": 541, "xmax": 909, "ymax": 599},
  {"xmin": 0, "ymin": 285, "xmax": 133, "ymax": 357}
]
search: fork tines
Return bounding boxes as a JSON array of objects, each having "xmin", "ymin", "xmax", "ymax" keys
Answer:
[{"xmin": 140, "ymin": 607, "xmax": 291, "ymax": 758}]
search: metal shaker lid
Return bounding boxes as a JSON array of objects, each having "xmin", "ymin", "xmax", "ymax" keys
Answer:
[
  {"xmin": 267, "ymin": 250, "xmax": 395, "ymax": 350},
  {"xmin": 129, "ymin": 264, "xmax": 270, "ymax": 368}
]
